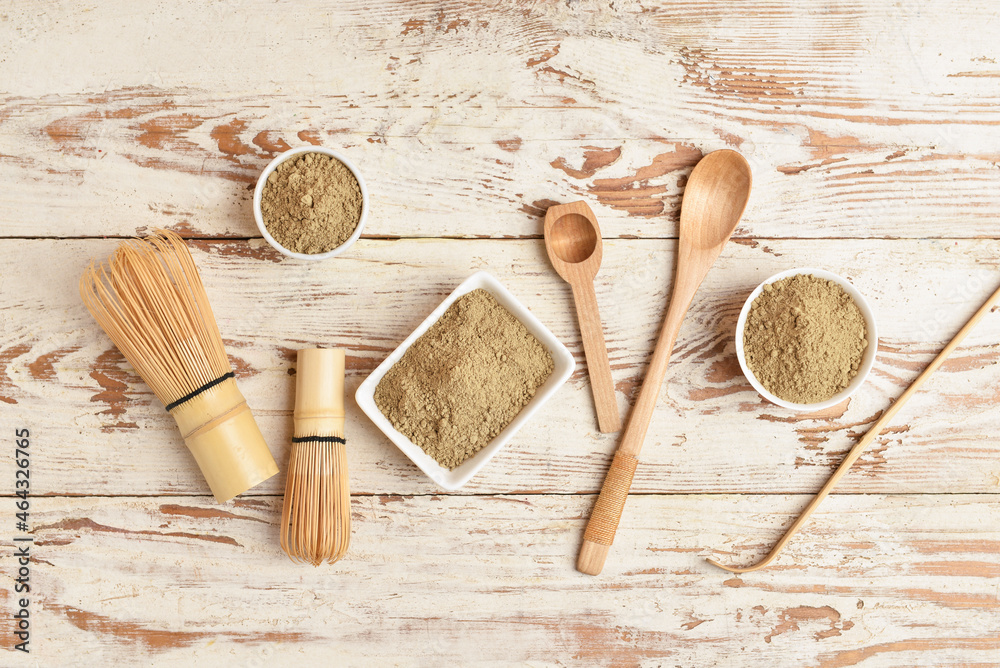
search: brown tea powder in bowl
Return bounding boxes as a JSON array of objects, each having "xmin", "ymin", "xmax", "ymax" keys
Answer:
[
  {"xmin": 374, "ymin": 289, "xmax": 554, "ymax": 470},
  {"xmin": 743, "ymin": 274, "xmax": 868, "ymax": 404},
  {"xmin": 261, "ymin": 152, "xmax": 362, "ymax": 254}
]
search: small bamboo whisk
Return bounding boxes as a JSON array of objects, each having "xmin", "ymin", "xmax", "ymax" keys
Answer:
[
  {"xmin": 281, "ymin": 348, "xmax": 351, "ymax": 565},
  {"xmin": 80, "ymin": 230, "xmax": 279, "ymax": 502}
]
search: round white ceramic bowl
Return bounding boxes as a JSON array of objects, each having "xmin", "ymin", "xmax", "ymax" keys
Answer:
[
  {"xmin": 735, "ymin": 267, "xmax": 878, "ymax": 411},
  {"xmin": 253, "ymin": 146, "xmax": 369, "ymax": 260}
]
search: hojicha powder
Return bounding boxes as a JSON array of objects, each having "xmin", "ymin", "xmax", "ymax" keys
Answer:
[
  {"xmin": 261, "ymin": 152, "xmax": 362, "ymax": 254},
  {"xmin": 743, "ymin": 274, "xmax": 868, "ymax": 404},
  {"xmin": 374, "ymin": 289, "xmax": 554, "ymax": 470}
]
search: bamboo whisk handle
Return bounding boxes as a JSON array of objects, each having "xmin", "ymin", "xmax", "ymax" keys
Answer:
[
  {"xmin": 293, "ymin": 349, "xmax": 346, "ymax": 438},
  {"xmin": 170, "ymin": 377, "xmax": 279, "ymax": 503}
]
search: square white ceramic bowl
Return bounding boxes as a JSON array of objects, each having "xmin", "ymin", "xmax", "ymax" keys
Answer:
[
  {"xmin": 356, "ymin": 271, "xmax": 575, "ymax": 491},
  {"xmin": 735, "ymin": 267, "xmax": 878, "ymax": 411}
]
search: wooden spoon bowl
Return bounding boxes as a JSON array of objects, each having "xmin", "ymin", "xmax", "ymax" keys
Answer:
[{"xmin": 548, "ymin": 212, "xmax": 600, "ymax": 267}]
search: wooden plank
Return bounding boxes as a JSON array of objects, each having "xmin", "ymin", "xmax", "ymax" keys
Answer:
[
  {"xmin": 3, "ymin": 2, "xmax": 1000, "ymax": 238},
  {"xmin": 3, "ymin": 237, "xmax": 1000, "ymax": 496},
  {"xmin": 3, "ymin": 493, "xmax": 997, "ymax": 666},
  {"xmin": 4, "ymin": 0, "xmax": 999, "ymax": 662}
]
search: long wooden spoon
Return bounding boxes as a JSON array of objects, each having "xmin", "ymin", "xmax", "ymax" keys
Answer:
[
  {"xmin": 544, "ymin": 201, "xmax": 621, "ymax": 433},
  {"xmin": 707, "ymin": 280, "xmax": 1000, "ymax": 573},
  {"xmin": 577, "ymin": 149, "xmax": 752, "ymax": 575}
]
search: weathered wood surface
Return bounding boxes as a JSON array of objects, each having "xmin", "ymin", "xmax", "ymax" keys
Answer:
[
  {"xmin": 4, "ymin": 1, "xmax": 1000, "ymax": 239},
  {"xmin": 3, "ymin": 238, "xmax": 1000, "ymax": 497},
  {"xmin": 0, "ymin": 494, "xmax": 996, "ymax": 667},
  {"xmin": 3, "ymin": 0, "xmax": 1000, "ymax": 665}
]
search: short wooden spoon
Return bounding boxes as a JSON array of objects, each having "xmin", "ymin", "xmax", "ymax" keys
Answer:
[
  {"xmin": 544, "ymin": 201, "xmax": 621, "ymax": 434},
  {"xmin": 577, "ymin": 150, "xmax": 752, "ymax": 575}
]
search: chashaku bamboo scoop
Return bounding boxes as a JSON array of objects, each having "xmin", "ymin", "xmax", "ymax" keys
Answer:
[
  {"xmin": 280, "ymin": 348, "xmax": 351, "ymax": 566},
  {"xmin": 707, "ymin": 280, "xmax": 1000, "ymax": 573},
  {"xmin": 80, "ymin": 230, "xmax": 279, "ymax": 503}
]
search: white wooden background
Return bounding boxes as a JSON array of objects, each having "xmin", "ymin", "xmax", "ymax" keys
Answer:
[{"xmin": 2, "ymin": 1, "xmax": 999, "ymax": 666}]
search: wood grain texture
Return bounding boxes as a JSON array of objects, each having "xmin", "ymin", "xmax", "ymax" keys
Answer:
[
  {"xmin": 3, "ymin": 2, "xmax": 1000, "ymax": 238},
  {"xmin": 1, "ymin": 494, "xmax": 996, "ymax": 667},
  {"xmin": 2, "ymin": 237, "xmax": 1000, "ymax": 497},
  {"xmin": 3, "ymin": 0, "xmax": 1000, "ymax": 664}
]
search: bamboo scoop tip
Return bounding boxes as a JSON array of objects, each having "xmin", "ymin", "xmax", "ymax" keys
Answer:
[{"xmin": 704, "ymin": 555, "xmax": 766, "ymax": 574}]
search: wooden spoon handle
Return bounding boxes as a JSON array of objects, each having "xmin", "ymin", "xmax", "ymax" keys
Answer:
[
  {"xmin": 576, "ymin": 298, "xmax": 689, "ymax": 575},
  {"xmin": 577, "ymin": 451, "xmax": 639, "ymax": 575},
  {"xmin": 571, "ymin": 281, "xmax": 621, "ymax": 433}
]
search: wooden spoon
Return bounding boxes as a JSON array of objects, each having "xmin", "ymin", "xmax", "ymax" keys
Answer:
[
  {"xmin": 544, "ymin": 201, "xmax": 621, "ymax": 433},
  {"xmin": 577, "ymin": 149, "xmax": 752, "ymax": 575}
]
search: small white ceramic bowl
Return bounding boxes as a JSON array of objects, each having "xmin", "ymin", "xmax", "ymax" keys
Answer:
[
  {"xmin": 253, "ymin": 146, "xmax": 368, "ymax": 260},
  {"xmin": 356, "ymin": 271, "xmax": 576, "ymax": 491},
  {"xmin": 735, "ymin": 267, "xmax": 878, "ymax": 411}
]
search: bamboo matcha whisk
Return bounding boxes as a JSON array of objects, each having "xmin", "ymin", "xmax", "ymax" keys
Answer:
[
  {"xmin": 280, "ymin": 348, "xmax": 351, "ymax": 566},
  {"xmin": 80, "ymin": 230, "xmax": 279, "ymax": 503}
]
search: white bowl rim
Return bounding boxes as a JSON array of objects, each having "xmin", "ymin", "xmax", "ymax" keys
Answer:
[
  {"xmin": 252, "ymin": 145, "xmax": 369, "ymax": 261},
  {"xmin": 354, "ymin": 271, "xmax": 576, "ymax": 491},
  {"xmin": 735, "ymin": 267, "xmax": 878, "ymax": 411}
]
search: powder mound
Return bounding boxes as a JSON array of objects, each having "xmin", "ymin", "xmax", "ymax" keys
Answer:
[
  {"xmin": 374, "ymin": 289, "xmax": 555, "ymax": 470},
  {"xmin": 743, "ymin": 274, "xmax": 868, "ymax": 404},
  {"xmin": 261, "ymin": 152, "xmax": 362, "ymax": 254}
]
